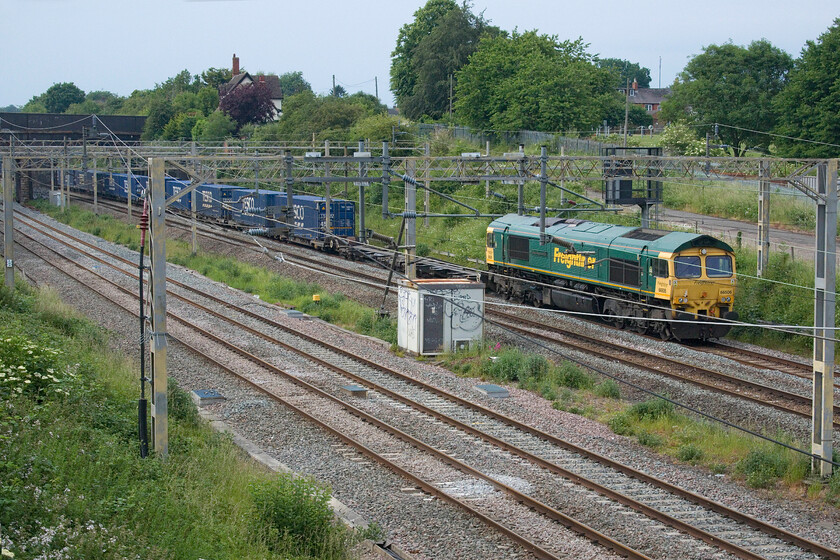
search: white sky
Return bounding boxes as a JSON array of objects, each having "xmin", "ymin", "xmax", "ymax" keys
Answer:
[{"xmin": 3, "ymin": 0, "xmax": 838, "ymax": 108}]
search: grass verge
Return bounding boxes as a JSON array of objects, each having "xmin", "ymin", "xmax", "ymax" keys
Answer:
[{"xmin": 0, "ymin": 280, "xmax": 366, "ymax": 559}]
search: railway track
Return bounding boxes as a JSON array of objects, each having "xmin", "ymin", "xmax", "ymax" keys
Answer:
[
  {"xmin": 10, "ymin": 207, "xmax": 840, "ymax": 560},
  {"xmin": 706, "ymin": 341, "xmax": 840, "ymax": 382},
  {"xmin": 50, "ymin": 199, "xmax": 840, "ymax": 423}
]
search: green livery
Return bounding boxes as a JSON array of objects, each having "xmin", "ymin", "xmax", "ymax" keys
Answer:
[{"xmin": 486, "ymin": 214, "xmax": 738, "ymax": 341}]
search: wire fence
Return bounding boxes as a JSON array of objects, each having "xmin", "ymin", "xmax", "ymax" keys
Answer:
[{"xmin": 414, "ymin": 123, "xmax": 617, "ymax": 155}]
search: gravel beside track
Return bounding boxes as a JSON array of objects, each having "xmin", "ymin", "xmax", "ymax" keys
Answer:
[{"xmin": 16, "ymin": 202, "xmax": 840, "ymax": 559}]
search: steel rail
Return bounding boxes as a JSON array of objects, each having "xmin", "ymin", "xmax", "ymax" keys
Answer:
[
  {"xmin": 10, "ymin": 223, "xmax": 646, "ymax": 560},
  {"xmin": 485, "ymin": 308, "xmax": 840, "ymax": 426},
  {"xmin": 11, "ymin": 210, "xmax": 840, "ymax": 560}
]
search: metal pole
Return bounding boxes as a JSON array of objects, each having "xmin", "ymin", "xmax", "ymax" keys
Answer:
[
  {"xmin": 285, "ymin": 151, "xmax": 294, "ymax": 228},
  {"xmin": 518, "ymin": 144, "xmax": 525, "ymax": 216},
  {"xmin": 623, "ymin": 79, "xmax": 630, "ymax": 148},
  {"xmin": 485, "ymin": 140, "xmax": 490, "ymax": 197},
  {"xmin": 138, "ymin": 204, "xmax": 149, "ymax": 458},
  {"xmin": 560, "ymin": 146, "xmax": 565, "ymax": 206},
  {"xmin": 381, "ymin": 142, "xmax": 390, "ymax": 219},
  {"xmin": 253, "ymin": 150, "xmax": 259, "ymax": 191},
  {"xmin": 190, "ymin": 143, "xmax": 198, "ymax": 254},
  {"xmin": 62, "ymin": 137, "xmax": 67, "ymax": 210},
  {"xmin": 757, "ymin": 160, "xmax": 770, "ymax": 277},
  {"xmin": 424, "ymin": 143, "xmax": 430, "ymax": 227},
  {"xmin": 50, "ymin": 157, "xmax": 55, "ymax": 201},
  {"xmin": 811, "ymin": 160, "xmax": 837, "ymax": 477},
  {"xmin": 93, "ymin": 146, "xmax": 98, "ymax": 214},
  {"xmin": 126, "ymin": 155, "xmax": 132, "ymax": 218},
  {"xmin": 343, "ymin": 145, "xmax": 348, "ymax": 198},
  {"xmin": 358, "ymin": 141, "xmax": 366, "ymax": 244},
  {"xmin": 148, "ymin": 158, "xmax": 168, "ymax": 458},
  {"xmin": 3, "ymin": 156, "xmax": 14, "ymax": 289},
  {"xmin": 405, "ymin": 158, "xmax": 416, "ymax": 280},
  {"xmin": 82, "ymin": 127, "xmax": 89, "ymax": 205},
  {"xmin": 324, "ymin": 141, "xmax": 331, "ymax": 245},
  {"xmin": 539, "ymin": 146, "xmax": 547, "ymax": 244}
]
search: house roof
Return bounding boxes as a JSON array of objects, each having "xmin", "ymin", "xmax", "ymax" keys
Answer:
[
  {"xmin": 220, "ymin": 73, "xmax": 283, "ymax": 100},
  {"xmin": 631, "ymin": 88, "xmax": 670, "ymax": 105}
]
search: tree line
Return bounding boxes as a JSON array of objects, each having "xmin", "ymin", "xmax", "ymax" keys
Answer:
[
  {"xmin": 392, "ymin": 1, "xmax": 840, "ymax": 158},
  {"xmin": 8, "ymin": 1, "xmax": 840, "ymax": 157}
]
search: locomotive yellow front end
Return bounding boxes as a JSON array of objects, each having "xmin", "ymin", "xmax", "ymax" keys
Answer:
[{"xmin": 658, "ymin": 247, "xmax": 737, "ymax": 340}]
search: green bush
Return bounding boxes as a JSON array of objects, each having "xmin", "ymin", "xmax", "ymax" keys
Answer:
[
  {"xmin": 250, "ymin": 473, "xmax": 338, "ymax": 555},
  {"xmin": 486, "ymin": 349, "xmax": 525, "ymax": 382},
  {"xmin": 593, "ymin": 379, "xmax": 621, "ymax": 399},
  {"xmin": 0, "ymin": 333, "xmax": 67, "ymax": 399},
  {"xmin": 735, "ymin": 450, "xmax": 787, "ymax": 488},
  {"xmin": 168, "ymin": 377, "xmax": 199, "ymax": 426},
  {"xmin": 637, "ymin": 430, "xmax": 664, "ymax": 448},
  {"xmin": 627, "ymin": 397, "xmax": 675, "ymax": 421},
  {"xmin": 676, "ymin": 444, "xmax": 704, "ymax": 463},
  {"xmin": 557, "ymin": 361, "xmax": 594, "ymax": 389},
  {"xmin": 523, "ymin": 354, "xmax": 550, "ymax": 381},
  {"xmin": 608, "ymin": 413, "xmax": 635, "ymax": 436}
]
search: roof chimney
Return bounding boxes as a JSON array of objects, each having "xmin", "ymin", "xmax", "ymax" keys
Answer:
[
  {"xmin": 232, "ymin": 53, "xmax": 239, "ymax": 76},
  {"xmin": 632, "ymin": 78, "xmax": 638, "ymax": 90},
  {"xmin": 259, "ymin": 75, "xmax": 265, "ymax": 84}
]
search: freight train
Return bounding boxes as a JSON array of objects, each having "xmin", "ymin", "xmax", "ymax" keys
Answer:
[
  {"xmin": 485, "ymin": 214, "xmax": 737, "ymax": 340},
  {"xmin": 64, "ymin": 170, "xmax": 737, "ymax": 340},
  {"xmin": 65, "ymin": 170, "xmax": 355, "ymax": 250}
]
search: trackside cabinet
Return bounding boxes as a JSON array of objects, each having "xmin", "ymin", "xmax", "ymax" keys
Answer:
[{"xmin": 397, "ymin": 278, "xmax": 485, "ymax": 356}]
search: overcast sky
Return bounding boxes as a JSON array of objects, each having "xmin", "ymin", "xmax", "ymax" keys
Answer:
[{"xmin": 3, "ymin": 0, "xmax": 838, "ymax": 108}]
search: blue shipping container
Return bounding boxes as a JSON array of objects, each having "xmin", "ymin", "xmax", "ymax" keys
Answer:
[
  {"xmin": 292, "ymin": 195, "xmax": 355, "ymax": 240},
  {"xmin": 193, "ymin": 184, "xmax": 224, "ymax": 218},
  {"xmin": 231, "ymin": 189, "xmax": 287, "ymax": 228},
  {"xmin": 165, "ymin": 178, "xmax": 192, "ymax": 212}
]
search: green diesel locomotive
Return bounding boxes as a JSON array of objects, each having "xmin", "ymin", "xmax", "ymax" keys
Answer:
[{"xmin": 485, "ymin": 214, "xmax": 738, "ymax": 340}]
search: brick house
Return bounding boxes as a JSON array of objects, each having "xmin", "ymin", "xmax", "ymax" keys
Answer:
[
  {"xmin": 621, "ymin": 79, "xmax": 670, "ymax": 127},
  {"xmin": 220, "ymin": 54, "xmax": 283, "ymax": 120}
]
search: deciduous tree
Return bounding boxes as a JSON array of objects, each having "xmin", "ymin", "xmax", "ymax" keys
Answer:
[
  {"xmin": 597, "ymin": 58, "xmax": 652, "ymax": 88},
  {"xmin": 454, "ymin": 31, "xmax": 615, "ymax": 133},
  {"xmin": 278, "ymin": 71, "xmax": 312, "ymax": 97},
  {"xmin": 773, "ymin": 19, "xmax": 840, "ymax": 157},
  {"xmin": 42, "ymin": 82, "xmax": 86, "ymax": 113},
  {"xmin": 192, "ymin": 111, "xmax": 237, "ymax": 141},
  {"xmin": 219, "ymin": 82, "xmax": 275, "ymax": 128},
  {"xmin": 400, "ymin": 6, "xmax": 498, "ymax": 120},
  {"xmin": 390, "ymin": 0, "xmax": 460, "ymax": 110},
  {"xmin": 659, "ymin": 40, "xmax": 792, "ymax": 156}
]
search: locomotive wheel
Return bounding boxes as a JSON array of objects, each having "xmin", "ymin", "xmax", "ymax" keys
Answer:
[
  {"xmin": 603, "ymin": 300, "xmax": 625, "ymax": 329},
  {"xmin": 630, "ymin": 308, "xmax": 647, "ymax": 334}
]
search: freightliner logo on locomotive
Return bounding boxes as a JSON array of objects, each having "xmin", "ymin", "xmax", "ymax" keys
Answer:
[{"xmin": 553, "ymin": 248, "xmax": 595, "ymax": 269}]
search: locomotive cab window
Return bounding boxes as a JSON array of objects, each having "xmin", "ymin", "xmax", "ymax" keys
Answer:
[
  {"xmin": 674, "ymin": 256, "xmax": 701, "ymax": 278},
  {"xmin": 651, "ymin": 258, "xmax": 669, "ymax": 278},
  {"xmin": 508, "ymin": 235, "xmax": 530, "ymax": 261},
  {"xmin": 706, "ymin": 255, "xmax": 733, "ymax": 278},
  {"xmin": 486, "ymin": 232, "xmax": 495, "ymax": 248}
]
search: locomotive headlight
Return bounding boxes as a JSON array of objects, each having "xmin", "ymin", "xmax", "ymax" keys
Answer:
[{"xmin": 701, "ymin": 249, "xmax": 707, "ymax": 255}]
